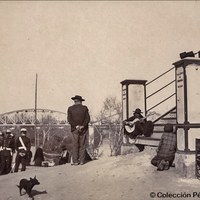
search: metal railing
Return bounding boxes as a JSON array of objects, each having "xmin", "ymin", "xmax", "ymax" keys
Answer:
[
  {"xmin": 145, "ymin": 66, "xmax": 176, "ymax": 114},
  {"xmin": 146, "ymin": 80, "xmax": 175, "ymax": 99},
  {"xmin": 146, "ymin": 67, "xmax": 175, "ymax": 86}
]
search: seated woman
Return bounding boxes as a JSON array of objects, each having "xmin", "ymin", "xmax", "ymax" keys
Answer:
[
  {"xmin": 59, "ymin": 145, "xmax": 70, "ymax": 165},
  {"xmin": 33, "ymin": 147, "xmax": 44, "ymax": 167}
]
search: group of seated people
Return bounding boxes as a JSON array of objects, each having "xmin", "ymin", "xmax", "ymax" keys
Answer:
[
  {"xmin": 33, "ymin": 145, "xmax": 71, "ymax": 167},
  {"xmin": 123, "ymin": 108, "xmax": 176, "ymax": 171}
]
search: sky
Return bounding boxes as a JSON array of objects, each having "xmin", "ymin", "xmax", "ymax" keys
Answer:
[{"xmin": 0, "ymin": 1, "xmax": 200, "ymax": 119}]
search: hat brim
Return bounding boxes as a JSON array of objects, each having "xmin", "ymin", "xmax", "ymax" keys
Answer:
[{"xmin": 71, "ymin": 97, "xmax": 85, "ymax": 101}]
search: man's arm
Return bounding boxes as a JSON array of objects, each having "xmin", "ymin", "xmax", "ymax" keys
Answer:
[
  {"xmin": 67, "ymin": 107, "xmax": 76, "ymax": 127},
  {"xmin": 83, "ymin": 107, "xmax": 90, "ymax": 128},
  {"xmin": 10, "ymin": 137, "xmax": 15, "ymax": 153},
  {"xmin": 125, "ymin": 116, "xmax": 135, "ymax": 122},
  {"xmin": 67, "ymin": 108, "xmax": 72, "ymax": 124},
  {"xmin": 27, "ymin": 137, "xmax": 31, "ymax": 152}
]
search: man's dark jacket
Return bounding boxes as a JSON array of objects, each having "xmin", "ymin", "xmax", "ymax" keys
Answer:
[
  {"xmin": 67, "ymin": 104, "xmax": 90, "ymax": 132},
  {"xmin": 15, "ymin": 136, "xmax": 31, "ymax": 153},
  {"xmin": 1, "ymin": 134, "xmax": 15, "ymax": 156}
]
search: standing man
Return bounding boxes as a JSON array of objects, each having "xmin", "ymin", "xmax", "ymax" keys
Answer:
[
  {"xmin": 0, "ymin": 129, "xmax": 15, "ymax": 175},
  {"xmin": 14, "ymin": 128, "xmax": 31, "ymax": 172},
  {"xmin": 67, "ymin": 95, "xmax": 90, "ymax": 165}
]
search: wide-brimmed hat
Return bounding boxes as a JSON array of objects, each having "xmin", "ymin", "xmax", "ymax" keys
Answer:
[
  {"xmin": 133, "ymin": 108, "xmax": 143, "ymax": 114},
  {"xmin": 71, "ymin": 95, "xmax": 85, "ymax": 101}
]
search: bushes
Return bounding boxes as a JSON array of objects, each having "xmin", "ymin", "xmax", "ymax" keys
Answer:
[{"xmin": 42, "ymin": 126, "xmax": 71, "ymax": 153}]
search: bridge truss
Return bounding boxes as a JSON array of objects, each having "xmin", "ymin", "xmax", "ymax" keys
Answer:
[{"xmin": 0, "ymin": 108, "xmax": 68, "ymax": 127}]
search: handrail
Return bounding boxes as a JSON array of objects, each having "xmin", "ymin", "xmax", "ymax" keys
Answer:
[
  {"xmin": 146, "ymin": 80, "xmax": 175, "ymax": 99},
  {"xmin": 146, "ymin": 93, "xmax": 176, "ymax": 113},
  {"xmin": 145, "ymin": 67, "xmax": 175, "ymax": 86}
]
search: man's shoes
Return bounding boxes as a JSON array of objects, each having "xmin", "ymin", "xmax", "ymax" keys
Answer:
[
  {"xmin": 157, "ymin": 160, "xmax": 170, "ymax": 171},
  {"xmin": 164, "ymin": 161, "xmax": 169, "ymax": 170},
  {"xmin": 71, "ymin": 163, "xmax": 79, "ymax": 166},
  {"xmin": 171, "ymin": 163, "xmax": 175, "ymax": 168},
  {"xmin": 74, "ymin": 163, "xmax": 79, "ymax": 166},
  {"xmin": 157, "ymin": 160, "xmax": 165, "ymax": 171}
]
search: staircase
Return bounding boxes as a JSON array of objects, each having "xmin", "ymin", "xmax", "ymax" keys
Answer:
[
  {"xmin": 135, "ymin": 107, "xmax": 176, "ymax": 146},
  {"xmin": 135, "ymin": 67, "xmax": 177, "ymax": 147}
]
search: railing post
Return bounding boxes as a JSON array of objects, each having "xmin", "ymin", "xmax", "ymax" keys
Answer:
[
  {"xmin": 173, "ymin": 58, "xmax": 200, "ymax": 178},
  {"xmin": 120, "ymin": 80, "xmax": 147, "ymax": 120},
  {"xmin": 144, "ymin": 84, "xmax": 147, "ymax": 116}
]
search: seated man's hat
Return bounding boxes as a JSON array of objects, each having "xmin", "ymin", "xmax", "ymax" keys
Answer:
[
  {"xmin": 133, "ymin": 108, "xmax": 143, "ymax": 114},
  {"xmin": 71, "ymin": 95, "xmax": 85, "ymax": 101}
]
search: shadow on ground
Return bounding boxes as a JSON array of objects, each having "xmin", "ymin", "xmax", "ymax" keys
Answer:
[{"xmin": 31, "ymin": 190, "xmax": 48, "ymax": 199}]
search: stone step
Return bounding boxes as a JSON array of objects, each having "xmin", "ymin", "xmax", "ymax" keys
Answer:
[
  {"xmin": 135, "ymin": 137, "xmax": 160, "ymax": 147},
  {"xmin": 155, "ymin": 119, "xmax": 177, "ymax": 124},
  {"xmin": 153, "ymin": 125, "xmax": 165, "ymax": 131},
  {"xmin": 151, "ymin": 132, "xmax": 163, "ymax": 139},
  {"xmin": 131, "ymin": 107, "xmax": 177, "ymax": 147}
]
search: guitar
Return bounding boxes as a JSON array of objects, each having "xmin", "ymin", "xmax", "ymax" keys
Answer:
[{"xmin": 123, "ymin": 118, "xmax": 145, "ymax": 133}]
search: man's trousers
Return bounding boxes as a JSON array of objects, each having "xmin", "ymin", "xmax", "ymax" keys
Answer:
[
  {"xmin": 0, "ymin": 152, "xmax": 12, "ymax": 174},
  {"xmin": 71, "ymin": 130, "xmax": 87, "ymax": 164},
  {"xmin": 14, "ymin": 153, "xmax": 27, "ymax": 172}
]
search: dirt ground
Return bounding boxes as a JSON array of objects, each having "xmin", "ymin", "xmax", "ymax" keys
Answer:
[{"xmin": 1, "ymin": 145, "xmax": 200, "ymax": 200}]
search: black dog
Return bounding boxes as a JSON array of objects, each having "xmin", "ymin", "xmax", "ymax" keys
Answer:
[{"xmin": 17, "ymin": 176, "xmax": 40, "ymax": 197}]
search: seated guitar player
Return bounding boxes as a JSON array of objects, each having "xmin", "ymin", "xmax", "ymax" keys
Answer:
[
  {"xmin": 123, "ymin": 108, "xmax": 146, "ymax": 139},
  {"xmin": 123, "ymin": 108, "xmax": 154, "ymax": 152}
]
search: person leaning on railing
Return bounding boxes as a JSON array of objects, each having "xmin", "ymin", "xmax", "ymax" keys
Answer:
[{"xmin": 151, "ymin": 123, "xmax": 176, "ymax": 171}]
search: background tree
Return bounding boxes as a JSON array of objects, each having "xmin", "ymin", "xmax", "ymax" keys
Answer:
[
  {"xmin": 95, "ymin": 96, "xmax": 123, "ymax": 156},
  {"xmin": 95, "ymin": 96, "xmax": 122, "ymax": 124}
]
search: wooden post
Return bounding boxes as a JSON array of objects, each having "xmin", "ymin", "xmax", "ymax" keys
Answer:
[{"xmin": 35, "ymin": 74, "xmax": 38, "ymax": 149}]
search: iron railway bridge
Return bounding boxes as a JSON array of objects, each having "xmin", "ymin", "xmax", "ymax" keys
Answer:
[{"xmin": 0, "ymin": 109, "xmax": 68, "ymax": 127}]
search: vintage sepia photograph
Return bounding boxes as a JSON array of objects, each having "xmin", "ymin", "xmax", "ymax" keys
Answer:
[{"xmin": 0, "ymin": 1, "xmax": 200, "ymax": 200}]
